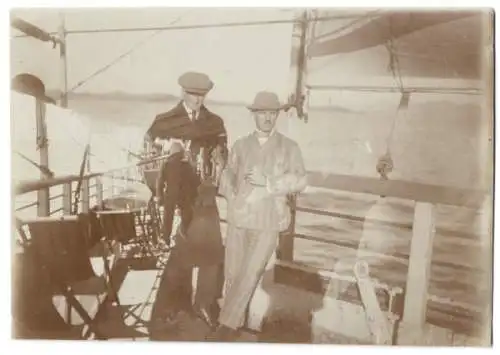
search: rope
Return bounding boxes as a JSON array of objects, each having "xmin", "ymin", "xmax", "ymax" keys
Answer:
[
  {"xmin": 11, "ymin": 14, "xmax": 363, "ymax": 38},
  {"xmin": 311, "ymin": 9, "xmax": 383, "ymax": 42},
  {"xmin": 14, "ymin": 150, "xmax": 54, "ymax": 178},
  {"xmin": 375, "ymin": 25, "xmax": 406, "ymax": 182},
  {"xmin": 68, "ymin": 12, "xmax": 189, "ymax": 93},
  {"xmin": 54, "ymin": 123, "xmax": 107, "ymax": 165}
]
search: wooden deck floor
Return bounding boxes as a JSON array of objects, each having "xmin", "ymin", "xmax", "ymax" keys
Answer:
[{"xmin": 13, "ymin": 242, "xmax": 364, "ymax": 343}]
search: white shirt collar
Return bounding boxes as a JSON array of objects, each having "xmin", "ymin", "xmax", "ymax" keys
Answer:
[
  {"xmin": 255, "ymin": 129, "xmax": 276, "ymax": 146},
  {"xmin": 182, "ymin": 101, "xmax": 198, "ymax": 121}
]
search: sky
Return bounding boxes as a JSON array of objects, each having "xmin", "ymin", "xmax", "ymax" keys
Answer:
[
  {"xmin": 10, "ymin": 7, "xmax": 491, "ymax": 185},
  {"xmin": 10, "ymin": 8, "xmax": 297, "ymax": 102},
  {"xmin": 10, "ymin": 8, "xmax": 486, "ymax": 108}
]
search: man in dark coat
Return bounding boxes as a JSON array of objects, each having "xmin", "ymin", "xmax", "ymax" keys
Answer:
[{"xmin": 145, "ymin": 71, "xmax": 227, "ymax": 329}]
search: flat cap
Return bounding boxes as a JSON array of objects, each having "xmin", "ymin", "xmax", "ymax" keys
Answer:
[{"xmin": 178, "ymin": 71, "xmax": 214, "ymax": 96}]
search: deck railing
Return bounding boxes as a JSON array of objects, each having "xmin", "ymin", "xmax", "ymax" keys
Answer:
[
  {"xmin": 13, "ymin": 163, "xmax": 491, "ymax": 344},
  {"xmin": 14, "ymin": 153, "xmax": 169, "ymax": 215},
  {"xmin": 275, "ymin": 172, "xmax": 490, "ymax": 344}
]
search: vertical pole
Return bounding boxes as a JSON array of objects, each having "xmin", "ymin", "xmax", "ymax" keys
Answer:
[
  {"xmin": 87, "ymin": 145, "xmax": 91, "ymax": 173},
  {"xmin": 36, "ymin": 99, "xmax": 50, "ymax": 216},
  {"xmin": 58, "ymin": 12, "xmax": 68, "ymax": 108},
  {"xmin": 286, "ymin": 10, "xmax": 309, "ymax": 126},
  {"xmin": 81, "ymin": 179, "xmax": 90, "ymax": 213},
  {"xmin": 397, "ymin": 202, "xmax": 436, "ymax": 344},
  {"xmin": 95, "ymin": 176, "xmax": 103, "ymax": 206},
  {"xmin": 62, "ymin": 182, "xmax": 72, "ymax": 215},
  {"xmin": 275, "ymin": 195, "xmax": 297, "ymax": 279}
]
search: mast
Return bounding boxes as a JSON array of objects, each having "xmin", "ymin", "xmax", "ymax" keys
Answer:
[
  {"xmin": 58, "ymin": 12, "xmax": 68, "ymax": 108},
  {"xmin": 58, "ymin": 12, "xmax": 92, "ymax": 173},
  {"xmin": 36, "ymin": 98, "xmax": 50, "ymax": 216},
  {"xmin": 287, "ymin": 10, "xmax": 309, "ymax": 123}
]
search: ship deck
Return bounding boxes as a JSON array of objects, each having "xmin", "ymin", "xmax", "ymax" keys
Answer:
[{"xmin": 12, "ymin": 239, "xmax": 364, "ymax": 344}]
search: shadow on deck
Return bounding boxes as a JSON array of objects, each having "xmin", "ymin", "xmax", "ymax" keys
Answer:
[{"xmin": 13, "ymin": 243, "xmax": 360, "ymax": 343}]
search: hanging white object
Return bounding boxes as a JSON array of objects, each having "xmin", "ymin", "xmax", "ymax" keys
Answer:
[{"xmin": 376, "ymin": 91, "xmax": 410, "ymax": 180}]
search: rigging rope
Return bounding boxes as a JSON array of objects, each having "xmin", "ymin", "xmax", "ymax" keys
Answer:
[
  {"xmin": 58, "ymin": 12, "xmax": 191, "ymax": 169},
  {"xmin": 14, "ymin": 150, "xmax": 54, "ymax": 178},
  {"xmin": 375, "ymin": 30, "xmax": 407, "ymax": 182},
  {"xmin": 68, "ymin": 11, "xmax": 189, "ymax": 93},
  {"xmin": 11, "ymin": 14, "xmax": 363, "ymax": 38},
  {"xmin": 384, "ymin": 36, "xmax": 405, "ymax": 153}
]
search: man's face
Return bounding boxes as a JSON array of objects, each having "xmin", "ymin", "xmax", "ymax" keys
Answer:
[
  {"xmin": 183, "ymin": 91, "xmax": 205, "ymax": 111},
  {"xmin": 253, "ymin": 110, "xmax": 279, "ymax": 133}
]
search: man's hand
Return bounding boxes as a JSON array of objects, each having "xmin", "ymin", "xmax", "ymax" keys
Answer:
[{"xmin": 244, "ymin": 167, "xmax": 267, "ymax": 187}]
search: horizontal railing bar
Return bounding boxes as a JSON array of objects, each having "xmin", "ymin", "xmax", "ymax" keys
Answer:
[
  {"xmin": 49, "ymin": 207, "xmax": 64, "ymax": 215},
  {"xmin": 307, "ymin": 172, "xmax": 488, "ymax": 208},
  {"xmin": 49, "ymin": 193, "xmax": 64, "ymax": 201},
  {"xmin": 14, "ymin": 153, "xmax": 169, "ymax": 195},
  {"xmin": 295, "ymin": 232, "xmax": 358, "ymax": 248},
  {"xmin": 294, "ymin": 232, "xmax": 409, "ymax": 265},
  {"xmin": 104, "ymin": 176, "xmax": 145, "ymax": 184},
  {"xmin": 15, "ymin": 201, "xmax": 38, "ymax": 211},
  {"xmin": 295, "ymin": 205, "xmax": 413, "ymax": 229},
  {"xmin": 18, "ymin": 215, "xmax": 78, "ymax": 224},
  {"xmin": 292, "ymin": 232, "xmax": 484, "ymax": 273},
  {"xmin": 15, "ymin": 167, "xmax": 488, "ymax": 208},
  {"xmin": 295, "ymin": 206, "xmax": 484, "ymax": 242}
]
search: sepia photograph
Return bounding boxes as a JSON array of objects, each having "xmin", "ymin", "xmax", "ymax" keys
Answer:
[{"xmin": 8, "ymin": 4, "xmax": 495, "ymax": 347}]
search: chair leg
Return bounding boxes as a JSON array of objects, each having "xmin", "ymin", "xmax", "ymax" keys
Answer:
[
  {"xmin": 63, "ymin": 286, "xmax": 104, "ymax": 340},
  {"xmin": 137, "ymin": 211, "xmax": 154, "ymax": 257},
  {"xmin": 147, "ymin": 199, "xmax": 160, "ymax": 246},
  {"xmin": 102, "ymin": 241, "xmax": 120, "ymax": 307}
]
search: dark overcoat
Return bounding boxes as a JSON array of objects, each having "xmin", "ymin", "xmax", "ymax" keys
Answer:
[{"xmin": 144, "ymin": 102, "xmax": 228, "ymax": 172}]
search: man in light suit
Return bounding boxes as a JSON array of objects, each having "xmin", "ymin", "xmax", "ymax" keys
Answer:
[{"xmin": 210, "ymin": 91, "xmax": 307, "ymax": 341}]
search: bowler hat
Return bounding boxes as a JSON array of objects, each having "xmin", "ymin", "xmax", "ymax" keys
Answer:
[
  {"xmin": 178, "ymin": 71, "xmax": 214, "ymax": 96},
  {"xmin": 11, "ymin": 73, "xmax": 56, "ymax": 104},
  {"xmin": 247, "ymin": 91, "xmax": 283, "ymax": 111}
]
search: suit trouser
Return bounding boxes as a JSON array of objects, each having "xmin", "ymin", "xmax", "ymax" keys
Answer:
[
  {"xmin": 219, "ymin": 225, "xmax": 279, "ymax": 330},
  {"xmin": 161, "ymin": 159, "xmax": 199, "ymax": 241}
]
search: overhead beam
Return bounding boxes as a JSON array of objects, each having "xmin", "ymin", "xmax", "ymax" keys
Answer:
[
  {"xmin": 11, "ymin": 16, "xmax": 58, "ymax": 45},
  {"xmin": 11, "ymin": 14, "xmax": 362, "ymax": 38},
  {"xmin": 306, "ymin": 84, "xmax": 483, "ymax": 95}
]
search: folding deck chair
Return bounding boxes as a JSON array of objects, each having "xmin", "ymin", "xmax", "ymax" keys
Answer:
[
  {"xmin": 95, "ymin": 198, "xmax": 156, "ymax": 258},
  {"xmin": 18, "ymin": 214, "xmax": 121, "ymax": 339}
]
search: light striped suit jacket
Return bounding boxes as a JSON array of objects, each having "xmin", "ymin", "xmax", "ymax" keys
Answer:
[{"xmin": 218, "ymin": 131, "xmax": 307, "ymax": 232}]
